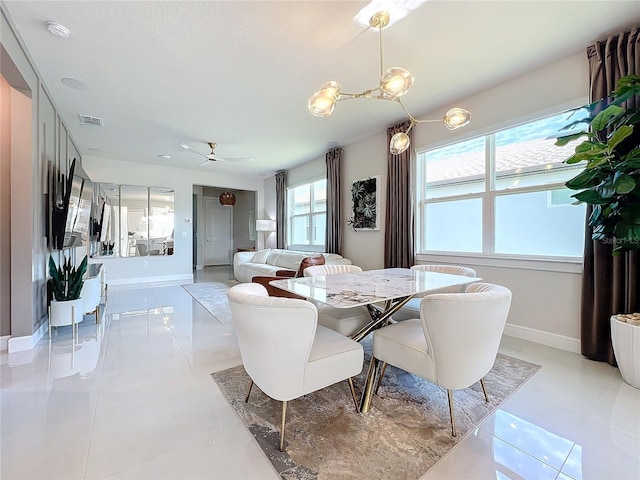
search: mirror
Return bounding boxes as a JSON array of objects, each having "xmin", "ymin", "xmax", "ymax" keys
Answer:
[
  {"xmin": 149, "ymin": 188, "xmax": 175, "ymax": 255},
  {"xmin": 94, "ymin": 183, "xmax": 119, "ymax": 257},
  {"xmin": 91, "ymin": 183, "xmax": 175, "ymax": 258},
  {"xmin": 120, "ymin": 185, "xmax": 149, "ymax": 257}
]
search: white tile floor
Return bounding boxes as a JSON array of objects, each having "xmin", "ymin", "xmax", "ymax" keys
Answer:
[{"xmin": 1, "ymin": 266, "xmax": 639, "ymax": 479}]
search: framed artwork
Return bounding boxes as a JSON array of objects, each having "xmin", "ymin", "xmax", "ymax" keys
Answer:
[{"xmin": 348, "ymin": 175, "xmax": 380, "ymax": 231}]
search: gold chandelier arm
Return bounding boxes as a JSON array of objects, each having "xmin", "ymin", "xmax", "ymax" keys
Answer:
[{"xmin": 379, "ymin": 18, "xmax": 384, "ymax": 77}]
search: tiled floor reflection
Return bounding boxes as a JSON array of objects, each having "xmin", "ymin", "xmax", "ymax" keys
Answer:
[{"xmin": 1, "ymin": 266, "xmax": 639, "ymax": 479}]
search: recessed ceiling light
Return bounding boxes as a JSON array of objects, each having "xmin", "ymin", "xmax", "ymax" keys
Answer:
[
  {"xmin": 157, "ymin": 154, "xmax": 171, "ymax": 159},
  {"xmin": 45, "ymin": 21, "xmax": 70, "ymax": 38},
  {"xmin": 61, "ymin": 77, "xmax": 90, "ymax": 90},
  {"xmin": 87, "ymin": 147, "xmax": 102, "ymax": 152}
]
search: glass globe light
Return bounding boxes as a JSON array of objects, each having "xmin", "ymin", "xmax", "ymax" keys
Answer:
[
  {"xmin": 443, "ymin": 108, "xmax": 471, "ymax": 130},
  {"xmin": 319, "ymin": 81, "xmax": 342, "ymax": 100},
  {"xmin": 389, "ymin": 131, "xmax": 411, "ymax": 155},
  {"xmin": 380, "ymin": 67, "xmax": 414, "ymax": 99},
  {"xmin": 308, "ymin": 91, "xmax": 336, "ymax": 117}
]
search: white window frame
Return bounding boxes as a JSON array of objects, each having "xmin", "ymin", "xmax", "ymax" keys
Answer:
[
  {"xmin": 415, "ymin": 106, "xmax": 588, "ymax": 273},
  {"xmin": 286, "ymin": 177, "xmax": 326, "ymax": 252}
]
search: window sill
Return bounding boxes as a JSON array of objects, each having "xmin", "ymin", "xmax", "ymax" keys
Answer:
[{"xmin": 415, "ymin": 252, "xmax": 583, "ymax": 274}]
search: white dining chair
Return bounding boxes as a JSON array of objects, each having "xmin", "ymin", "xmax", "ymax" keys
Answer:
[
  {"xmin": 303, "ymin": 264, "xmax": 372, "ymax": 337},
  {"xmin": 391, "ymin": 264, "xmax": 477, "ymax": 321},
  {"xmin": 366, "ymin": 282, "xmax": 512, "ymax": 436},
  {"xmin": 227, "ymin": 283, "xmax": 364, "ymax": 452}
]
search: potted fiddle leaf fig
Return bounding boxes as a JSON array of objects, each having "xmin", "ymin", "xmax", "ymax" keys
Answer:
[
  {"xmin": 556, "ymin": 74, "xmax": 640, "ymax": 252},
  {"xmin": 556, "ymin": 74, "xmax": 640, "ymax": 389},
  {"xmin": 48, "ymin": 255, "xmax": 88, "ymax": 332}
]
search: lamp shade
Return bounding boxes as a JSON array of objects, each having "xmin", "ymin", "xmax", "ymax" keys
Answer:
[
  {"xmin": 256, "ymin": 219, "xmax": 276, "ymax": 232},
  {"xmin": 219, "ymin": 192, "xmax": 236, "ymax": 206},
  {"xmin": 389, "ymin": 131, "xmax": 411, "ymax": 155},
  {"xmin": 443, "ymin": 108, "xmax": 471, "ymax": 130}
]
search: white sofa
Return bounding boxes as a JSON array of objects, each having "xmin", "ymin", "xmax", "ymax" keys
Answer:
[{"xmin": 233, "ymin": 248, "xmax": 352, "ymax": 283}]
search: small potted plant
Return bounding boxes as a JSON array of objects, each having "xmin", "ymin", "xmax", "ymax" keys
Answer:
[
  {"xmin": 48, "ymin": 255, "xmax": 88, "ymax": 335},
  {"xmin": 556, "ymin": 74, "xmax": 640, "ymax": 388}
]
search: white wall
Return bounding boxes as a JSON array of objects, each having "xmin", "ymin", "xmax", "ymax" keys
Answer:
[{"xmin": 83, "ymin": 156, "xmax": 264, "ymax": 284}]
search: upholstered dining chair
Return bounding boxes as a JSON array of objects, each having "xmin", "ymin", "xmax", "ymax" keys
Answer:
[
  {"xmin": 366, "ymin": 283, "xmax": 512, "ymax": 436},
  {"xmin": 391, "ymin": 264, "xmax": 477, "ymax": 321},
  {"xmin": 303, "ymin": 264, "xmax": 372, "ymax": 337},
  {"xmin": 227, "ymin": 283, "xmax": 364, "ymax": 452}
]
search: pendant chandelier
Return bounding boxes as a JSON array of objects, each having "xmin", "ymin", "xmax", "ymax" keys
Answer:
[
  {"xmin": 307, "ymin": 10, "xmax": 471, "ymax": 155},
  {"xmin": 219, "ymin": 191, "xmax": 236, "ymax": 206}
]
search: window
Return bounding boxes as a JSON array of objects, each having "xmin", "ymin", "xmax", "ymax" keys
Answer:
[
  {"xmin": 287, "ymin": 178, "xmax": 326, "ymax": 249},
  {"xmin": 417, "ymin": 109, "xmax": 588, "ymax": 258}
]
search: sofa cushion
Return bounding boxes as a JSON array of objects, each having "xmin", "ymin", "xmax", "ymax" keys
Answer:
[
  {"xmin": 296, "ymin": 255, "xmax": 325, "ymax": 277},
  {"xmin": 251, "ymin": 249, "xmax": 271, "ymax": 263},
  {"xmin": 265, "ymin": 250, "xmax": 308, "ymax": 270}
]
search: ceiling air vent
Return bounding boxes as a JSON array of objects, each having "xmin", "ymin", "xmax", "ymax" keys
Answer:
[{"xmin": 78, "ymin": 114, "xmax": 104, "ymax": 127}]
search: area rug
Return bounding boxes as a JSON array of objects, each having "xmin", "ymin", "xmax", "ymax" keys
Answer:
[
  {"xmin": 182, "ymin": 280, "xmax": 238, "ymax": 323},
  {"xmin": 212, "ymin": 347, "xmax": 540, "ymax": 480}
]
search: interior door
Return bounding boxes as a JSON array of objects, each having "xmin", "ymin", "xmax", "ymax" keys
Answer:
[{"xmin": 204, "ymin": 197, "xmax": 233, "ymax": 266}]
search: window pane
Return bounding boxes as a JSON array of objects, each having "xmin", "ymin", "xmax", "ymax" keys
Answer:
[
  {"xmin": 495, "ymin": 189, "xmax": 586, "ymax": 256},
  {"xmin": 424, "ymin": 198, "xmax": 482, "ymax": 252},
  {"xmin": 312, "ymin": 213, "xmax": 326, "ymax": 245},
  {"xmin": 495, "ymin": 109, "xmax": 587, "ymax": 190},
  {"xmin": 291, "ymin": 216, "xmax": 309, "ymax": 244},
  {"xmin": 423, "ymin": 137, "xmax": 486, "ymax": 199},
  {"xmin": 313, "ymin": 179, "xmax": 327, "ymax": 212},
  {"xmin": 292, "ymin": 185, "xmax": 310, "ymax": 214}
]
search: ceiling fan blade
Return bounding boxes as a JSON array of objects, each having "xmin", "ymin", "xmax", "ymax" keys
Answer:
[
  {"xmin": 214, "ymin": 157, "xmax": 254, "ymax": 162},
  {"xmin": 180, "ymin": 143, "xmax": 208, "ymax": 158},
  {"xmin": 199, "ymin": 159, "xmax": 210, "ymax": 166}
]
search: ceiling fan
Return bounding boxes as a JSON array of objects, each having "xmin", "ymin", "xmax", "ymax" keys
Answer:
[{"xmin": 180, "ymin": 142, "xmax": 252, "ymax": 165}]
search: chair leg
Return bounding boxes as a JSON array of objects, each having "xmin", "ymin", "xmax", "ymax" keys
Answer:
[
  {"xmin": 244, "ymin": 380, "xmax": 254, "ymax": 403},
  {"xmin": 279, "ymin": 400, "xmax": 288, "ymax": 452},
  {"xmin": 347, "ymin": 378, "xmax": 358, "ymax": 412},
  {"xmin": 480, "ymin": 377, "xmax": 489, "ymax": 402},
  {"xmin": 447, "ymin": 389, "xmax": 457, "ymax": 437},
  {"xmin": 374, "ymin": 361, "xmax": 388, "ymax": 395}
]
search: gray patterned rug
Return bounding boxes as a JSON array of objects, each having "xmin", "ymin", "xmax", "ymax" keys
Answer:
[
  {"xmin": 182, "ymin": 280, "xmax": 238, "ymax": 323},
  {"xmin": 212, "ymin": 345, "xmax": 540, "ymax": 480}
]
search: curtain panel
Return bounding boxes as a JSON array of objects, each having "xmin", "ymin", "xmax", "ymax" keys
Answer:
[
  {"xmin": 384, "ymin": 121, "xmax": 414, "ymax": 268},
  {"xmin": 325, "ymin": 147, "xmax": 343, "ymax": 254},
  {"xmin": 581, "ymin": 27, "xmax": 640, "ymax": 365},
  {"xmin": 275, "ymin": 170, "xmax": 287, "ymax": 249}
]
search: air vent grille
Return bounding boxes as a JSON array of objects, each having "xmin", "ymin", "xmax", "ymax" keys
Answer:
[{"xmin": 78, "ymin": 114, "xmax": 104, "ymax": 127}]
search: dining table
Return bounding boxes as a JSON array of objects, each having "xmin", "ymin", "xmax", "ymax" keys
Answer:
[
  {"xmin": 270, "ymin": 267, "xmax": 480, "ymax": 339},
  {"xmin": 270, "ymin": 267, "xmax": 481, "ymax": 411}
]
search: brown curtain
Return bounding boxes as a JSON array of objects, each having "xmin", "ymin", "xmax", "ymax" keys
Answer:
[
  {"xmin": 581, "ymin": 27, "xmax": 640, "ymax": 365},
  {"xmin": 325, "ymin": 147, "xmax": 342, "ymax": 254},
  {"xmin": 275, "ymin": 170, "xmax": 287, "ymax": 249},
  {"xmin": 384, "ymin": 121, "xmax": 414, "ymax": 268}
]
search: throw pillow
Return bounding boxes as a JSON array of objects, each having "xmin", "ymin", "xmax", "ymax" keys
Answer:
[
  {"xmin": 251, "ymin": 249, "xmax": 271, "ymax": 263},
  {"xmin": 296, "ymin": 255, "xmax": 325, "ymax": 277}
]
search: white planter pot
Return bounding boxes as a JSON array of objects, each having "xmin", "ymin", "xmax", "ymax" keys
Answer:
[
  {"xmin": 50, "ymin": 298, "xmax": 84, "ymax": 327},
  {"xmin": 611, "ymin": 315, "xmax": 640, "ymax": 389}
]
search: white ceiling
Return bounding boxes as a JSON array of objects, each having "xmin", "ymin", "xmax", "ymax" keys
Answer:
[{"xmin": 3, "ymin": 1, "xmax": 639, "ymax": 176}]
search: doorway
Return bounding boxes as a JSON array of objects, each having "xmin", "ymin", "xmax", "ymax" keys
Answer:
[{"xmin": 204, "ymin": 197, "xmax": 233, "ymax": 266}]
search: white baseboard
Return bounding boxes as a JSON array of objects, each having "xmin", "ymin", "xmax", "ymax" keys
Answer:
[
  {"xmin": 504, "ymin": 323, "xmax": 580, "ymax": 354},
  {"xmin": 107, "ymin": 274, "xmax": 193, "ymax": 286},
  {"xmin": 7, "ymin": 321, "xmax": 48, "ymax": 353},
  {"xmin": 1, "ymin": 335, "xmax": 10, "ymax": 351}
]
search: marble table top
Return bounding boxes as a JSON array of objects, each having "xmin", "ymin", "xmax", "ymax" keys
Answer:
[{"xmin": 270, "ymin": 268, "xmax": 480, "ymax": 308}]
